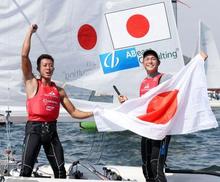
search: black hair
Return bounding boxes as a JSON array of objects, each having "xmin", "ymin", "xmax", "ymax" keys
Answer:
[
  {"xmin": 37, "ymin": 54, "xmax": 54, "ymax": 70},
  {"xmin": 143, "ymin": 49, "xmax": 160, "ymax": 62}
]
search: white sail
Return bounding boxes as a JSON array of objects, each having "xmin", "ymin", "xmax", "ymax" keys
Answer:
[
  {"xmin": 0, "ymin": 0, "xmax": 184, "ymax": 121},
  {"xmin": 199, "ymin": 20, "xmax": 220, "ymax": 89}
]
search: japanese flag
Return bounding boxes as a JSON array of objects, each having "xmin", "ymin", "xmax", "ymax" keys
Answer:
[
  {"xmin": 94, "ymin": 54, "xmax": 218, "ymax": 140},
  {"xmin": 106, "ymin": 2, "xmax": 171, "ymax": 49}
]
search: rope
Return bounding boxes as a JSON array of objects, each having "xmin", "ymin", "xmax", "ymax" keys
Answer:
[
  {"xmin": 12, "ymin": 0, "xmax": 49, "ymax": 53},
  {"xmin": 86, "ymin": 132, "xmax": 105, "ymax": 165}
]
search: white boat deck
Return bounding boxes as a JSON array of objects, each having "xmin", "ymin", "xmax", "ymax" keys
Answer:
[{"xmin": 1, "ymin": 163, "xmax": 219, "ymax": 182}]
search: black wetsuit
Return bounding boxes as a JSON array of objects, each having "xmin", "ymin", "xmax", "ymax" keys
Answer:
[
  {"xmin": 140, "ymin": 73, "xmax": 172, "ymax": 182},
  {"xmin": 20, "ymin": 121, "xmax": 66, "ymax": 178},
  {"xmin": 141, "ymin": 136, "xmax": 171, "ymax": 182}
]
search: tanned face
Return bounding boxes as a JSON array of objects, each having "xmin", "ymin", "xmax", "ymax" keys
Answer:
[
  {"xmin": 142, "ymin": 54, "xmax": 160, "ymax": 74},
  {"xmin": 38, "ymin": 58, "xmax": 54, "ymax": 80}
]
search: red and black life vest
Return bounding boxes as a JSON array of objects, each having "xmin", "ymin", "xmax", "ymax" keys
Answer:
[
  {"xmin": 139, "ymin": 73, "xmax": 163, "ymax": 96},
  {"xmin": 26, "ymin": 79, "xmax": 60, "ymax": 122}
]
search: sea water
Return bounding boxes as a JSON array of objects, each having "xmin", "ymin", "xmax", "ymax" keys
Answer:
[{"xmin": 0, "ymin": 108, "xmax": 220, "ymax": 173}]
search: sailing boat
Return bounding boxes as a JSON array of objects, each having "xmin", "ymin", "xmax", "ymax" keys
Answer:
[
  {"xmin": 0, "ymin": 0, "xmax": 184, "ymax": 122},
  {"xmin": 0, "ymin": 0, "xmax": 219, "ymax": 181},
  {"xmin": 1, "ymin": 161, "xmax": 220, "ymax": 181},
  {"xmin": 198, "ymin": 21, "xmax": 220, "ymax": 107}
]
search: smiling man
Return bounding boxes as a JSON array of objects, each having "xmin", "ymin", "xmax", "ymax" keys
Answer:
[
  {"xmin": 20, "ymin": 24, "xmax": 93, "ymax": 178},
  {"xmin": 138, "ymin": 50, "xmax": 172, "ymax": 182},
  {"xmin": 118, "ymin": 49, "xmax": 172, "ymax": 182}
]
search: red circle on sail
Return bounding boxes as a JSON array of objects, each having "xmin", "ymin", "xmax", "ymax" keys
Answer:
[
  {"xmin": 77, "ymin": 24, "xmax": 97, "ymax": 50},
  {"xmin": 126, "ymin": 14, "xmax": 150, "ymax": 38},
  {"xmin": 138, "ymin": 90, "xmax": 179, "ymax": 124}
]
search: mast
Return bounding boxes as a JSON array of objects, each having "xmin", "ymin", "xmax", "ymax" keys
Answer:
[{"xmin": 172, "ymin": 0, "xmax": 177, "ymax": 26}]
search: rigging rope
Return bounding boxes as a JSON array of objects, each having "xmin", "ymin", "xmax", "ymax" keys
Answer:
[
  {"xmin": 12, "ymin": 0, "xmax": 49, "ymax": 53},
  {"xmin": 86, "ymin": 132, "xmax": 105, "ymax": 165}
]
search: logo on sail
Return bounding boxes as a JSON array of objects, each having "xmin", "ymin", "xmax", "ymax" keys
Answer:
[{"xmin": 99, "ymin": 47, "xmax": 139, "ymax": 74}]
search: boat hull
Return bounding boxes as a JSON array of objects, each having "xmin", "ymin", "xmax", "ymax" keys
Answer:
[{"xmin": 2, "ymin": 164, "xmax": 219, "ymax": 182}]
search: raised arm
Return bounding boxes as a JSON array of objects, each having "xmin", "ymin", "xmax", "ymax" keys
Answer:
[
  {"xmin": 21, "ymin": 24, "xmax": 38, "ymax": 98},
  {"xmin": 21, "ymin": 25, "xmax": 38, "ymax": 80},
  {"xmin": 58, "ymin": 87, "xmax": 93, "ymax": 119}
]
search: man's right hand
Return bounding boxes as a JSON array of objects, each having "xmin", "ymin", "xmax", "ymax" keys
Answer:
[
  {"xmin": 118, "ymin": 95, "xmax": 128, "ymax": 104},
  {"xmin": 31, "ymin": 24, "xmax": 38, "ymax": 33}
]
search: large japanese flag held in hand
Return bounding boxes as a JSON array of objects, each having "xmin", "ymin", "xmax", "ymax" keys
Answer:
[{"xmin": 94, "ymin": 54, "xmax": 218, "ymax": 140}]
